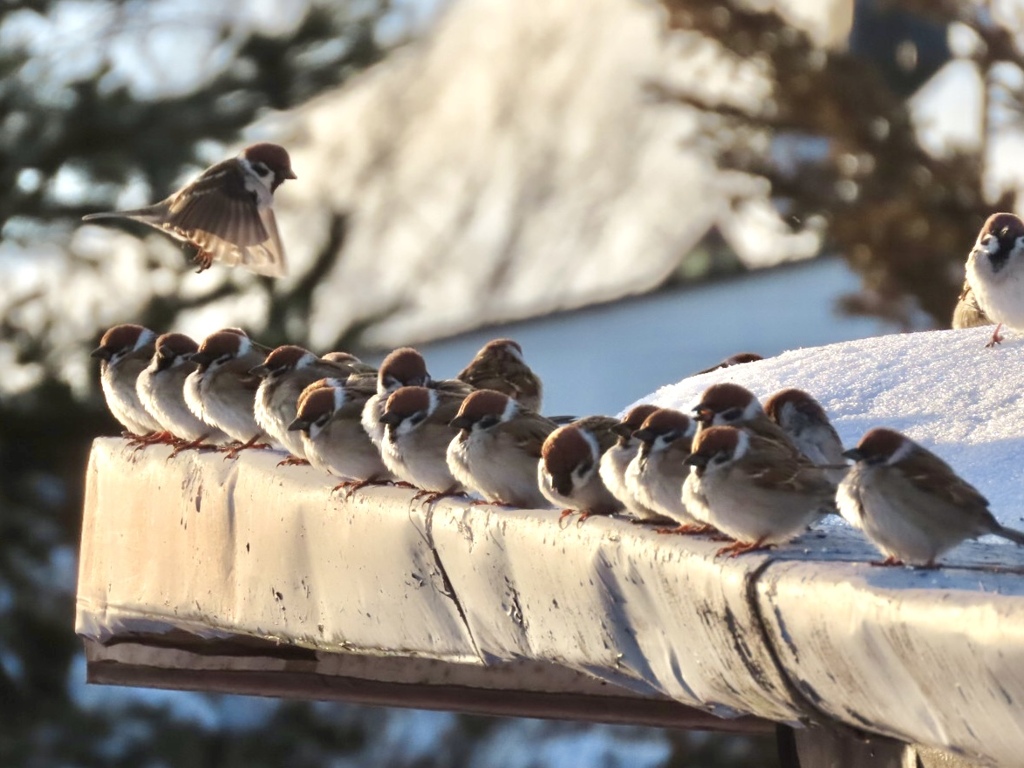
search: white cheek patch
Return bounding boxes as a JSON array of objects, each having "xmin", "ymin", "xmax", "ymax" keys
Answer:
[
  {"xmin": 296, "ymin": 352, "xmax": 318, "ymax": 369},
  {"xmin": 886, "ymin": 438, "xmax": 915, "ymax": 466},
  {"xmin": 237, "ymin": 336, "xmax": 252, "ymax": 357},
  {"xmin": 732, "ymin": 429, "xmax": 750, "ymax": 460},
  {"xmin": 743, "ymin": 399, "xmax": 763, "ymax": 420},
  {"xmin": 395, "ymin": 414, "xmax": 421, "ymax": 437},
  {"xmin": 135, "ymin": 329, "xmax": 156, "ymax": 351},
  {"xmin": 501, "ymin": 397, "xmax": 519, "ymax": 423}
]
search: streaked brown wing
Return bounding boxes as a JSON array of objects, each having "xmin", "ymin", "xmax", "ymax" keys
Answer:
[
  {"xmin": 163, "ymin": 161, "xmax": 287, "ymax": 277},
  {"xmin": 743, "ymin": 435, "xmax": 832, "ymax": 496},
  {"xmin": 899, "ymin": 450, "xmax": 990, "ymax": 511}
]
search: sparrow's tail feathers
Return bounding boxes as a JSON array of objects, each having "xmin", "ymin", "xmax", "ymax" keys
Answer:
[
  {"xmin": 992, "ymin": 523, "xmax": 1024, "ymax": 547},
  {"xmin": 82, "ymin": 205, "xmax": 166, "ymax": 224}
]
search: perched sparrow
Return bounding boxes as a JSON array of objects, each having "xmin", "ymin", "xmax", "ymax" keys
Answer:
[
  {"xmin": 693, "ymin": 382, "xmax": 795, "ymax": 449},
  {"xmin": 951, "ymin": 281, "xmax": 991, "ymax": 330},
  {"xmin": 538, "ymin": 416, "xmax": 622, "ymax": 523},
  {"xmin": 378, "ymin": 385, "xmax": 468, "ymax": 496},
  {"xmin": 137, "ymin": 332, "xmax": 229, "ymax": 450},
  {"xmin": 92, "ymin": 324, "xmax": 162, "ymax": 438},
  {"xmin": 683, "ymin": 426, "xmax": 834, "ymax": 556},
  {"xmin": 362, "ymin": 347, "xmax": 471, "ymax": 448},
  {"xmin": 962, "ymin": 212, "xmax": 1024, "ymax": 346},
  {"xmin": 624, "ymin": 408, "xmax": 701, "ymax": 532},
  {"xmin": 456, "ymin": 339, "xmax": 543, "ymax": 412},
  {"xmin": 447, "ymin": 389, "xmax": 557, "ymax": 508},
  {"xmin": 838, "ymin": 428, "xmax": 1024, "ymax": 566},
  {"xmin": 694, "ymin": 352, "xmax": 763, "ymax": 376},
  {"xmin": 82, "ymin": 143, "xmax": 296, "ymax": 277},
  {"xmin": 251, "ymin": 345, "xmax": 362, "ymax": 461},
  {"xmin": 763, "ymin": 388, "xmax": 846, "ymax": 484},
  {"xmin": 184, "ymin": 329, "xmax": 270, "ymax": 454},
  {"xmin": 598, "ymin": 403, "xmax": 664, "ymax": 522},
  {"xmin": 288, "ymin": 383, "xmax": 394, "ymax": 488}
]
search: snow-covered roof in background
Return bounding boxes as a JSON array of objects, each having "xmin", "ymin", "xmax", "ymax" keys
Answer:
[{"xmin": 644, "ymin": 325, "xmax": 1024, "ymax": 527}]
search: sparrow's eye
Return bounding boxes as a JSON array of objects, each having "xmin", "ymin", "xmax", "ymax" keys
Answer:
[
  {"xmin": 712, "ymin": 452, "xmax": 729, "ymax": 465},
  {"xmin": 215, "ymin": 354, "xmax": 233, "ymax": 365},
  {"xmin": 477, "ymin": 415, "xmax": 500, "ymax": 430},
  {"xmin": 252, "ymin": 161, "xmax": 271, "ymax": 176},
  {"xmin": 721, "ymin": 407, "xmax": 742, "ymax": 422},
  {"xmin": 573, "ymin": 460, "xmax": 593, "ymax": 478},
  {"xmin": 408, "ymin": 413, "xmax": 426, "ymax": 427}
]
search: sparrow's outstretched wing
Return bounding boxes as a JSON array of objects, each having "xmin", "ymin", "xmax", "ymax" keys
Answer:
[{"xmin": 165, "ymin": 161, "xmax": 287, "ymax": 277}]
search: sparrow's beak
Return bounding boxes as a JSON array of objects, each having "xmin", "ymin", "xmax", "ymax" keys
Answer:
[
  {"xmin": 683, "ymin": 452, "xmax": 708, "ymax": 468},
  {"xmin": 379, "ymin": 412, "xmax": 403, "ymax": 427},
  {"xmin": 91, "ymin": 346, "xmax": 112, "ymax": 361},
  {"xmin": 284, "ymin": 168, "xmax": 297, "ymax": 180},
  {"xmin": 552, "ymin": 473, "xmax": 574, "ymax": 497},
  {"xmin": 189, "ymin": 351, "xmax": 213, "ymax": 367},
  {"xmin": 611, "ymin": 423, "xmax": 634, "ymax": 438},
  {"xmin": 692, "ymin": 406, "xmax": 712, "ymax": 424},
  {"xmin": 288, "ymin": 417, "xmax": 310, "ymax": 432},
  {"xmin": 842, "ymin": 448, "xmax": 863, "ymax": 462},
  {"xmin": 249, "ymin": 364, "xmax": 271, "ymax": 378},
  {"xmin": 449, "ymin": 415, "xmax": 473, "ymax": 431}
]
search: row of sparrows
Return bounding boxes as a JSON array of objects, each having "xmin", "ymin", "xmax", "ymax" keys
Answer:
[{"xmin": 94, "ymin": 324, "xmax": 1024, "ymax": 569}]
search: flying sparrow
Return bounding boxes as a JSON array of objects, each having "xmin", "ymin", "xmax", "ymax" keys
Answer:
[
  {"xmin": 92, "ymin": 323, "xmax": 162, "ymax": 439},
  {"xmin": 456, "ymin": 339, "xmax": 543, "ymax": 412},
  {"xmin": 763, "ymin": 387, "xmax": 846, "ymax": 484},
  {"xmin": 378, "ymin": 385, "xmax": 469, "ymax": 497},
  {"xmin": 598, "ymin": 403, "xmax": 665, "ymax": 522},
  {"xmin": 692, "ymin": 382, "xmax": 796, "ymax": 449},
  {"xmin": 538, "ymin": 416, "xmax": 622, "ymax": 524},
  {"xmin": 251, "ymin": 345, "xmax": 364, "ymax": 462},
  {"xmin": 362, "ymin": 346, "xmax": 472, "ymax": 449},
  {"xmin": 447, "ymin": 389, "xmax": 557, "ymax": 508},
  {"xmin": 694, "ymin": 352, "xmax": 764, "ymax": 376},
  {"xmin": 962, "ymin": 212, "xmax": 1024, "ymax": 346},
  {"xmin": 683, "ymin": 426, "xmax": 835, "ymax": 557},
  {"xmin": 183, "ymin": 329, "xmax": 271, "ymax": 456},
  {"xmin": 288, "ymin": 382, "xmax": 394, "ymax": 489},
  {"xmin": 624, "ymin": 408, "xmax": 701, "ymax": 532},
  {"xmin": 137, "ymin": 332, "xmax": 229, "ymax": 451},
  {"xmin": 838, "ymin": 427, "xmax": 1024, "ymax": 566},
  {"xmin": 82, "ymin": 143, "xmax": 296, "ymax": 277}
]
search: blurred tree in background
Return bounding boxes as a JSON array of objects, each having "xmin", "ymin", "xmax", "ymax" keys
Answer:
[{"xmin": 656, "ymin": 0, "xmax": 1018, "ymax": 328}]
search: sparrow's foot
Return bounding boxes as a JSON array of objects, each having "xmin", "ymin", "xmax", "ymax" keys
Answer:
[
  {"xmin": 986, "ymin": 323, "xmax": 1005, "ymax": 348},
  {"xmin": 715, "ymin": 538, "xmax": 770, "ymax": 557},
  {"xmin": 277, "ymin": 456, "xmax": 309, "ymax": 467},
  {"xmin": 168, "ymin": 437, "xmax": 219, "ymax": 459},
  {"xmin": 332, "ymin": 477, "xmax": 389, "ymax": 500},
  {"xmin": 655, "ymin": 523, "xmax": 712, "ymax": 536},
  {"xmin": 412, "ymin": 487, "xmax": 465, "ymax": 508},
  {"xmin": 129, "ymin": 431, "xmax": 173, "ymax": 451},
  {"xmin": 193, "ymin": 250, "xmax": 214, "ymax": 273},
  {"xmin": 221, "ymin": 436, "xmax": 271, "ymax": 460}
]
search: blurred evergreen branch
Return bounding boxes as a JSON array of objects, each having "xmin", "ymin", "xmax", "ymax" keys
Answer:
[{"xmin": 656, "ymin": 0, "xmax": 1020, "ymax": 327}]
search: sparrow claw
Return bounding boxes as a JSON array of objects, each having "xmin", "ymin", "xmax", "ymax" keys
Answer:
[
  {"xmin": 714, "ymin": 538, "xmax": 770, "ymax": 558},
  {"xmin": 276, "ymin": 456, "xmax": 309, "ymax": 467},
  {"xmin": 985, "ymin": 323, "xmax": 1005, "ymax": 348},
  {"xmin": 412, "ymin": 487, "xmax": 464, "ymax": 509},
  {"xmin": 221, "ymin": 436, "xmax": 270, "ymax": 461},
  {"xmin": 193, "ymin": 250, "xmax": 214, "ymax": 273}
]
